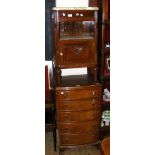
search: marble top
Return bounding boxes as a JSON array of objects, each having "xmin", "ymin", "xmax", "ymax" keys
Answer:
[{"xmin": 52, "ymin": 7, "xmax": 99, "ymax": 11}]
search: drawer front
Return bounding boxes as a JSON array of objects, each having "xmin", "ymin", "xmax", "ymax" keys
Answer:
[
  {"xmin": 58, "ymin": 119, "xmax": 100, "ymax": 134},
  {"xmin": 57, "ymin": 109, "xmax": 101, "ymax": 122},
  {"xmin": 60, "ymin": 131, "xmax": 99, "ymax": 145},
  {"xmin": 57, "ymin": 98, "xmax": 101, "ymax": 111},
  {"xmin": 57, "ymin": 42, "xmax": 96, "ymax": 67},
  {"xmin": 56, "ymin": 85, "xmax": 102, "ymax": 100}
]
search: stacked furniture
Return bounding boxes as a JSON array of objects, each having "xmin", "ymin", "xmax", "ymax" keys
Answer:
[{"xmin": 51, "ymin": 7, "xmax": 102, "ymax": 151}]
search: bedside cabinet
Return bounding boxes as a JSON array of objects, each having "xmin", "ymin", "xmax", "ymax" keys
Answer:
[
  {"xmin": 52, "ymin": 7, "xmax": 99, "ymax": 85},
  {"xmin": 56, "ymin": 82, "xmax": 102, "ymax": 147}
]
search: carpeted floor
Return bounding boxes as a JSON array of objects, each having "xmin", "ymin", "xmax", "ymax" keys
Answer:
[{"xmin": 45, "ymin": 131, "xmax": 101, "ymax": 155}]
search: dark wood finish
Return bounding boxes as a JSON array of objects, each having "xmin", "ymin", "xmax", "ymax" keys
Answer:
[
  {"xmin": 52, "ymin": 9, "xmax": 98, "ymax": 85},
  {"xmin": 57, "ymin": 109, "xmax": 101, "ymax": 122},
  {"xmin": 58, "ymin": 119, "xmax": 100, "ymax": 133},
  {"xmin": 56, "ymin": 84, "xmax": 102, "ymax": 100},
  {"xmin": 89, "ymin": 0, "xmax": 99, "ymax": 7},
  {"xmin": 51, "ymin": 7, "xmax": 102, "ymax": 150},
  {"xmin": 57, "ymin": 98, "xmax": 101, "ymax": 111},
  {"xmin": 59, "ymin": 131, "xmax": 99, "ymax": 145},
  {"xmin": 57, "ymin": 41, "xmax": 96, "ymax": 68},
  {"xmin": 56, "ymin": 83, "xmax": 102, "ymax": 147}
]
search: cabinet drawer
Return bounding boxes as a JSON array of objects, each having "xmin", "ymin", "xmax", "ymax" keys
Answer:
[
  {"xmin": 57, "ymin": 41, "xmax": 96, "ymax": 68},
  {"xmin": 58, "ymin": 119, "xmax": 100, "ymax": 134},
  {"xmin": 60, "ymin": 131, "xmax": 99, "ymax": 145},
  {"xmin": 56, "ymin": 85, "xmax": 102, "ymax": 100},
  {"xmin": 57, "ymin": 109, "xmax": 101, "ymax": 122},
  {"xmin": 57, "ymin": 98, "xmax": 101, "ymax": 111}
]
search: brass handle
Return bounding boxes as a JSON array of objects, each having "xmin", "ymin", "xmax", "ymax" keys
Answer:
[
  {"xmin": 60, "ymin": 92, "xmax": 68, "ymax": 99},
  {"xmin": 60, "ymin": 52, "xmax": 63, "ymax": 56},
  {"xmin": 92, "ymin": 91, "xmax": 95, "ymax": 96}
]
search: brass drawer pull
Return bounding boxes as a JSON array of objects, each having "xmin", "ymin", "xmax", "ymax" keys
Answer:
[
  {"xmin": 92, "ymin": 91, "xmax": 95, "ymax": 96},
  {"xmin": 60, "ymin": 91, "xmax": 68, "ymax": 99},
  {"xmin": 59, "ymin": 52, "xmax": 63, "ymax": 56}
]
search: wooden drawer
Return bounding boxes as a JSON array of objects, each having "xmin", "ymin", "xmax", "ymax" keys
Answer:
[
  {"xmin": 56, "ymin": 85, "xmax": 102, "ymax": 101},
  {"xmin": 56, "ymin": 41, "xmax": 96, "ymax": 68},
  {"xmin": 57, "ymin": 98, "xmax": 101, "ymax": 111},
  {"xmin": 60, "ymin": 131, "xmax": 99, "ymax": 145},
  {"xmin": 58, "ymin": 119, "xmax": 100, "ymax": 134},
  {"xmin": 57, "ymin": 109, "xmax": 101, "ymax": 122}
]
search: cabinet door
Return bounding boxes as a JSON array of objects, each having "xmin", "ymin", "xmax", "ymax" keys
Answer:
[{"xmin": 56, "ymin": 41, "xmax": 96, "ymax": 68}]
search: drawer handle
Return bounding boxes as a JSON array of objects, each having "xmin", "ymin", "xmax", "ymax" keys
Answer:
[
  {"xmin": 60, "ymin": 92, "xmax": 68, "ymax": 98},
  {"xmin": 92, "ymin": 91, "xmax": 95, "ymax": 96},
  {"xmin": 59, "ymin": 52, "xmax": 63, "ymax": 56}
]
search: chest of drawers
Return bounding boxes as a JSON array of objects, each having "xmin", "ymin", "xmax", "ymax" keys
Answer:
[{"xmin": 56, "ymin": 83, "xmax": 102, "ymax": 147}]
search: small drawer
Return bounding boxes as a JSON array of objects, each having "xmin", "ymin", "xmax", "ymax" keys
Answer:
[
  {"xmin": 57, "ymin": 109, "xmax": 101, "ymax": 122},
  {"xmin": 57, "ymin": 98, "xmax": 101, "ymax": 111},
  {"xmin": 60, "ymin": 131, "xmax": 99, "ymax": 145},
  {"xmin": 56, "ymin": 85, "xmax": 102, "ymax": 101},
  {"xmin": 58, "ymin": 119, "xmax": 100, "ymax": 134}
]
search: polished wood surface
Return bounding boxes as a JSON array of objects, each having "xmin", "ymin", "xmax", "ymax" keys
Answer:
[
  {"xmin": 56, "ymin": 83, "xmax": 102, "ymax": 147},
  {"xmin": 59, "ymin": 131, "xmax": 99, "ymax": 145},
  {"xmin": 57, "ymin": 109, "xmax": 101, "ymax": 122},
  {"xmin": 57, "ymin": 98, "xmax": 101, "ymax": 111},
  {"xmin": 58, "ymin": 119, "xmax": 100, "ymax": 133},
  {"xmin": 52, "ymin": 9, "xmax": 98, "ymax": 85},
  {"xmin": 56, "ymin": 84, "xmax": 102, "ymax": 100}
]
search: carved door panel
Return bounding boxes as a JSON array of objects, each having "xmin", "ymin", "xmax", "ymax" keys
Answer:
[{"xmin": 56, "ymin": 41, "xmax": 96, "ymax": 68}]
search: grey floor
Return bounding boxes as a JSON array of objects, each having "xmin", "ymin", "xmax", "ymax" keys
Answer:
[{"xmin": 45, "ymin": 132, "xmax": 101, "ymax": 155}]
